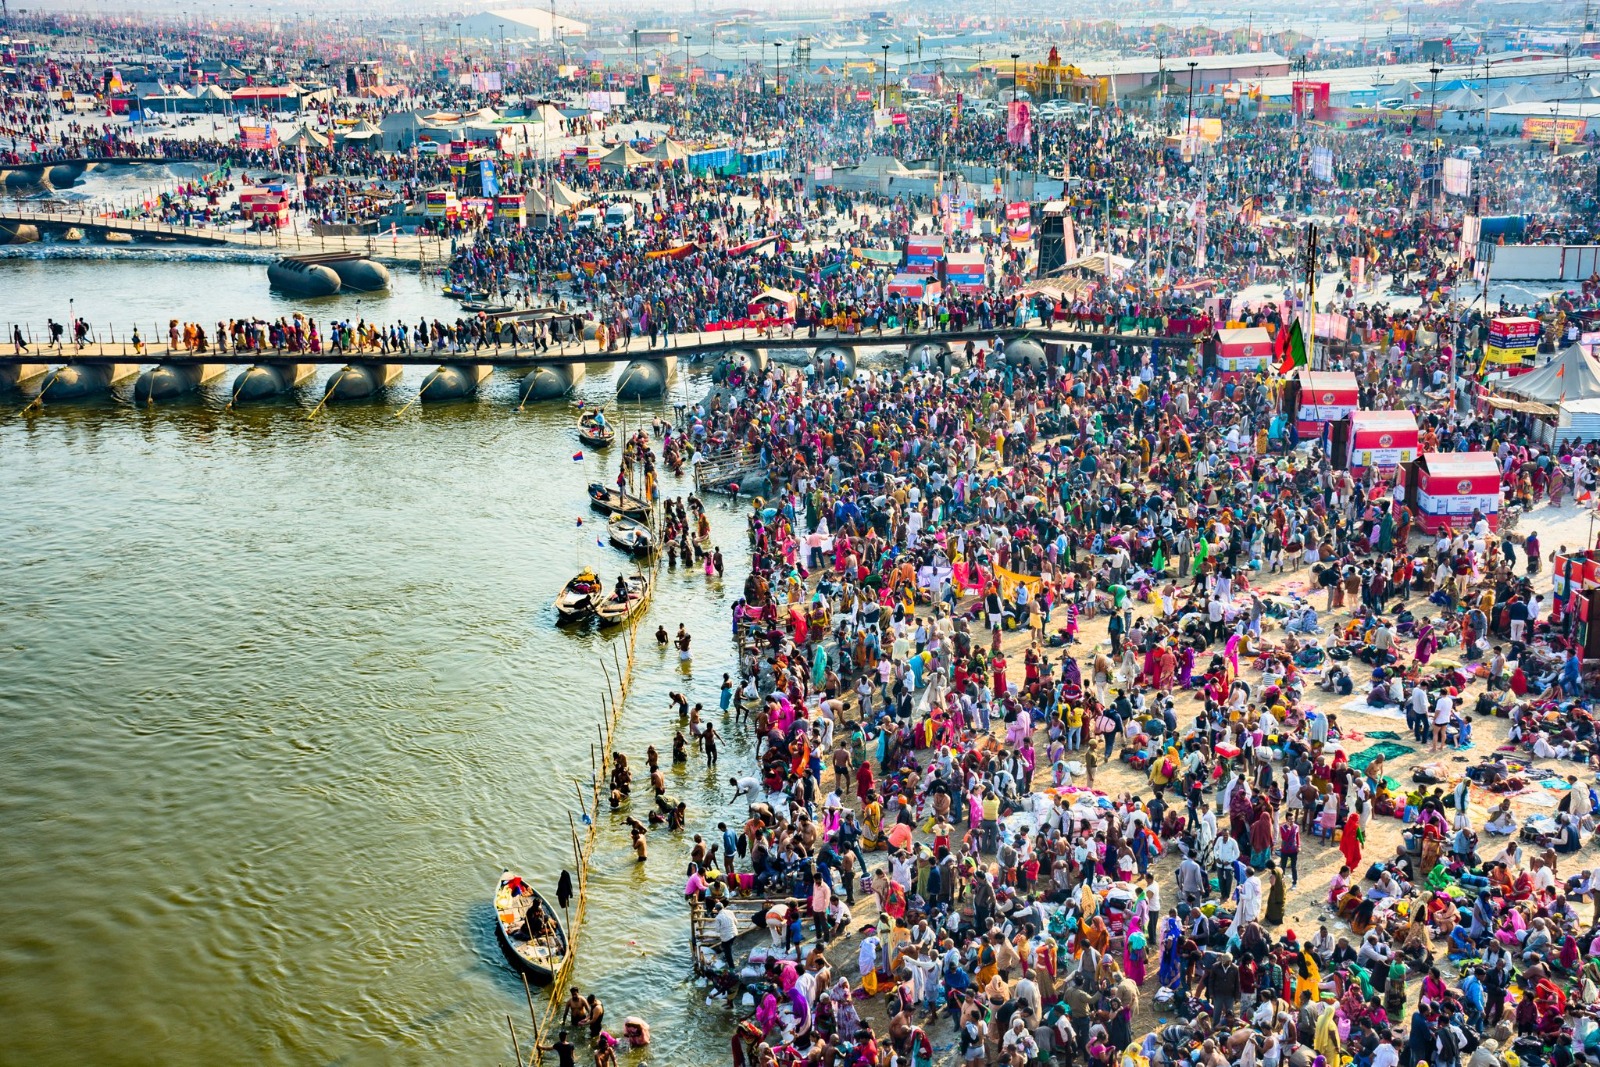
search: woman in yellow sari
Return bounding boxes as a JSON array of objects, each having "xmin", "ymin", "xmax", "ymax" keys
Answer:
[
  {"xmin": 861, "ymin": 797, "xmax": 886, "ymax": 851},
  {"xmin": 1295, "ymin": 951, "xmax": 1323, "ymax": 1005}
]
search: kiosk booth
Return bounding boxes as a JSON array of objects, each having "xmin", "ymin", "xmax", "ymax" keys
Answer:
[
  {"xmin": 1212, "ymin": 326, "xmax": 1271, "ymax": 380},
  {"xmin": 1404, "ymin": 451, "xmax": 1502, "ymax": 533},
  {"xmin": 1281, "ymin": 368, "xmax": 1360, "ymax": 438},
  {"xmin": 943, "ymin": 252, "xmax": 987, "ymax": 293},
  {"xmin": 904, "ymin": 237, "xmax": 945, "ymax": 275},
  {"xmin": 886, "ymin": 274, "xmax": 942, "ymax": 302},
  {"xmin": 1340, "ymin": 410, "xmax": 1419, "ymax": 473}
]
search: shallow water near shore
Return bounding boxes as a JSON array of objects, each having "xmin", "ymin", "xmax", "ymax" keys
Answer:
[{"xmin": 0, "ymin": 256, "xmax": 759, "ymax": 1065}]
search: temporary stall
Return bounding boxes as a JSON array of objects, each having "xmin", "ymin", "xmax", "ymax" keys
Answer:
[
  {"xmin": 238, "ymin": 188, "xmax": 289, "ymax": 228},
  {"xmin": 904, "ymin": 236, "xmax": 945, "ymax": 275},
  {"xmin": 1484, "ymin": 315, "xmax": 1542, "ymax": 366},
  {"xmin": 747, "ymin": 288, "xmax": 797, "ymax": 321},
  {"xmin": 424, "ymin": 188, "xmax": 460, "ymax": 219},
  {"xmin": 1212, "ymin": 326, "xmax": 1272, "ymax": 379},
  {"xmin": 944, "ymin": 252, "xmax": 986, "ymax": 293},
  {"xmin": 339, "ymin": 118, "xmax": 383, "ymax": 143},
  {"xmin": 642, "ymin": 138, "xmax": 689, "ymax": 163},
  {"xmin": 1281, "ymin": 367, "xmax": 1359, "ymax": 437},
  {"xmin": 886, "ymin": 273, "xmax": 942, "ymax": 302},
  {"xmin": 526, "ymin": 181, "xmax": 584, "ymax": 219},
  {"xmin": 494, "ymin": 193, "xmax": 526, "ymax": 229},
  {"xmin": 1404, "ymin": 451, "xmax": 1501, "ymax": 534},
  {"xmin": 1341, "ymin": 409, "xmax": 1419, "ymax": 473}
]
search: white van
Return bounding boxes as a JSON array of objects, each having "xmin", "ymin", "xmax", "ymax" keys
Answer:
[
  {"xmin": 604, "ymin": 202, "xmax": 637, "ymax": 230},
  {"xmin": 575, "ymin": 207, "xmax": 602, "ymax": 229}
]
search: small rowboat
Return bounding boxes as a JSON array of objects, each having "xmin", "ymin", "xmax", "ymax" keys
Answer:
[
  {"xmin": 587, "ymin": 482, "xmax": 650, "ymax": 522},
  {"xmin": 461, "ymin": 301, "xmax": 513, "ymax": 314},
  {"xmin": 555, "ymin": 568, "xmax": 601, "ymax": 621},
  {"xmin": 608, "ymin": 515, "xmax": 655, "ymax": 555},
  {"xmin": 578, "ymin": 414, "xmax": 615, "ymax": 447},
  {"xmin": 595, "ymin": 573, "xmax": 650, "ymax": 626},
  {"xmin": 493, "ymin": 871, "xmax": 568, "ymax": 984},
  {"xmin": 442, "ymin": 283, "xmax": 487, "ymax": 301}
]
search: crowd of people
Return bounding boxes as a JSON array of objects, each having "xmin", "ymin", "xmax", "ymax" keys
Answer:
[{"xmin": 651, "ymin": 333, "xmax": 1600, "ymax": 1067}]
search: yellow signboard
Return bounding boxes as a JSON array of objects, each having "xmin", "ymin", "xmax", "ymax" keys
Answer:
[{"xmin": 1484, "ymin": 343, "xmax": 1537, "ymax": 364}]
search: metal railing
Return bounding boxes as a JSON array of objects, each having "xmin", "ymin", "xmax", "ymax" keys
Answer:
[{"xmin": 0, "ymin": 203, "xmax": 447, "ymax": 261}]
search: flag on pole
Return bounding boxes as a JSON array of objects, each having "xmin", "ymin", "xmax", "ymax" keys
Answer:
[{"xmin": 1276, "ymin": 318, "xmax": 1309, "ymax": 375}]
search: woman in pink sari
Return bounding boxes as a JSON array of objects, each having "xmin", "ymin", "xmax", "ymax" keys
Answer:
[
  {"xmin": 1223, "ymin": 633, "xmax": 1242, "ymax": 682},
  {"xmin": 1413, "ymin": 619, "xmax": 1437, "ymax": 666}
]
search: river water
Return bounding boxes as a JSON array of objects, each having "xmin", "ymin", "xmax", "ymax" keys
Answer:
[{"xmin": 0, "ymin": 255, "xmax": 756, "ymax": 1065}]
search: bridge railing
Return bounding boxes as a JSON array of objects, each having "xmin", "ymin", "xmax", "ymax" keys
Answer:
[{"xmin": 1, "ymin": 203, "xmax": 448, "ymax": 260}]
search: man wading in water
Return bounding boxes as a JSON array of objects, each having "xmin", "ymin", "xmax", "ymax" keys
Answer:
[{"xmin": 675, "ymin": 624, "xmax": 692, "ymax": 662}]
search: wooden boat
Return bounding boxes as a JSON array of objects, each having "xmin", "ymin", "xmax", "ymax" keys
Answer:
[
  {"xmin": 587, "ymin": 482, "xmax": 650, "ymax": 521},
  {"xmin": 461, "ymin": 301, "xmax": 513, "ymax": 314},
  {"xmin": 442, "ymin": 283, "xmax": 488, "ymax": 301},
  {"xmin": 555, "ymin": 568, "xmax": 602, "ymax": 620},
  {"xmin": 577, "ymin": 413, "xmax": 615, "ymax": 447},
  {"xmin": 493, "ymin": 871, "xmax": 568, "ymax": 984},
  {"xmin": 595, "ymin": 573, "xmax": 650, "ymax": 626},
  {"xmin": 608, "ymin": 514, "xmax": 655, "ymax": 555}
]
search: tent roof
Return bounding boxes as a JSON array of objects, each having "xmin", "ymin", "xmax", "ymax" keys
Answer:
[
  {"xmin": 528, "ymin": 180, "xmax": 586, "ymax": 213},
  {"xmin": 643, "ymin": 138, "xmax": 688, "ymax": 161},
  {"xmin": 196, "ymin": 84, "xmax": 231, "ymax": 99},
  {"xmin": 1499, "ymin": 343, "xmax": 1600, "ymax": 403},
  {"xmin": 600, "ymin": 143, "xmax": 650, "ymax": 167},
  {"xmin": 1438, "ymin": 86, "xmax": 1482, "ymax": 109},
  {"xmin": 280, "ymin": 123, "xmax": 328, "ymax": 148}
]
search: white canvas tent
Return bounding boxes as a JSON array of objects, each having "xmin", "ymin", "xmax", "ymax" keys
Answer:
[
  {"xmin": 1499, "ymin": 343, "xmax": 1600, "ymax": 404},
  {"xmin": 280, "ymin": 123, "xmax": 329, "ymax": 148},
  {"xmin": 1438, "ymin": 86, "xmax": 1482, "ymax": 110},
  {"xmin": 340, "ymin": 119, "xmax": 382, "ymax": 141},
  {"xmin": 600, "ymin": 143, "xmax": 651, "ymax": 169},
  {"xmin": 643, "ymin": 138, "xmax": 688, "ymax": 162},
  {"xmin": 527, "ymin": 180, "xmax": 585, "ymax": 216}
]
